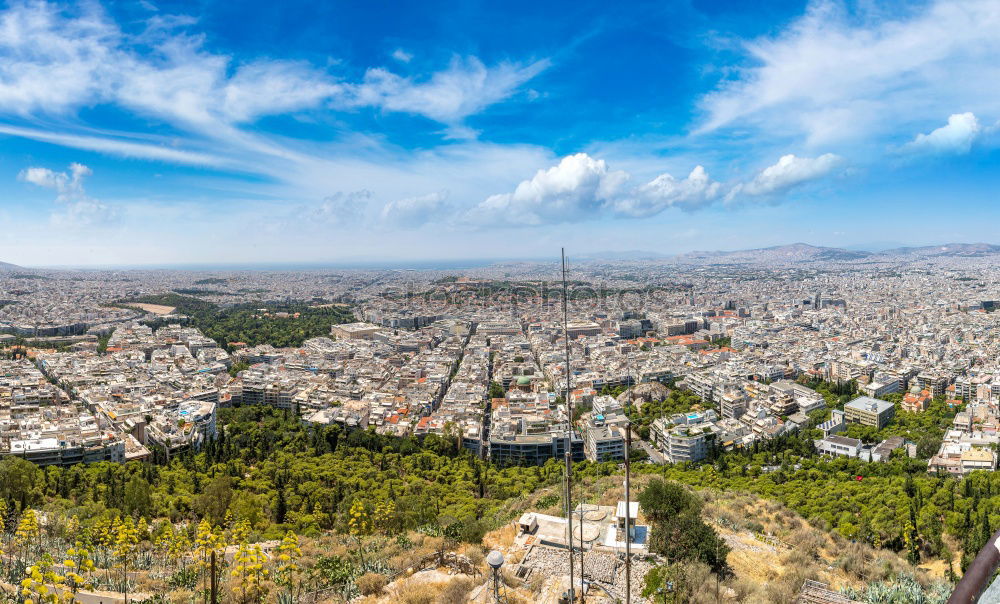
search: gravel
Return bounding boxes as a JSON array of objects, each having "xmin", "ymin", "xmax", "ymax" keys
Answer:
[{"xmin": 522, "ymin": 546, "xmax": 655, "ymax": 603}]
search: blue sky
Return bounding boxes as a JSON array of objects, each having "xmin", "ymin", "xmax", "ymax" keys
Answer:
[{"xmin": 1, "ymin": 0, "xmax": 999, "ymax": 266}]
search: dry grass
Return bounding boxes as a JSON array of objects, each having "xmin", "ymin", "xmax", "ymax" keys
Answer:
[
  {"xmin": 482, "ymin": 523, "xmax": 516, "ymax": 550},
  {"xmin": 699, "ymin": 489, "xmax": 933, "ymax": 600},
  {"xmin": 357, "ymin": 572, "xmax": 389, "ymax": 596},
  {"xmin": 387, "ymin": 582, "xmax": 441, "ymax": 604},
  {"xmin": 436, "ymin": 576, "xmax": 477, "ymax": 604}
]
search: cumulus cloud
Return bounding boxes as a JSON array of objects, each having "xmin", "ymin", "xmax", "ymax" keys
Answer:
[
  {"xmin": 613, "ymin": 166, "xmax": 723, "ymax": 217},
  {"xmin": 739, "ymin": 153, "xmax": 843, "ymax": 197},
  {"xmin": 461, "ymin": 154, "xmax": 628, "ymax": 226},
  {"xmin": 379, "ymin": 191, "xmax": 450, "ymax": 227},
  {"xmin": 903, "ymin": 112, "xmax": 982, "ymax": 155},
  {"xmin": 461, "ymin": 152, "xmax": 843, "ymax": 227},
  {"xmin": 20, "ymin": 163, "xmax": 90, "ymax": 201},
  {"xmin": 19, "ymin": 162, "xmax": 118, "ymax": 226},
  {"xmin": 699, "ymin": 0, "xmax": 1000, "ymax": 146}
]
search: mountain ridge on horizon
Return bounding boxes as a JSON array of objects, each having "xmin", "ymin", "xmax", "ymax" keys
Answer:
[
  {"xmin": 578, "ymin": 241, "xmax": 1000, "ymax": 264},
  {"xmin": 5, "ymin": 242, "xmax": 1000, "ymax": 270}
]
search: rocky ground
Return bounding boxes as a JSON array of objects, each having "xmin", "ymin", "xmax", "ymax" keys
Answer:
[{"xmin": 521, "ymin": 545, "xmax": 655, "ymax": 603}]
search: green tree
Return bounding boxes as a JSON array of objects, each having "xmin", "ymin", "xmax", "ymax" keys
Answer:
[{"xmin": 124, "ymin": 475, "xmax": 153, "ymax": 518}]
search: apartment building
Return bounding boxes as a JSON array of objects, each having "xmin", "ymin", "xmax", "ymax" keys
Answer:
[
  {"xmin": 844, "ymin": 396, "xmax": 896, "ymax": 428},
  {"xmin": 489, "ymin": 432, "xmax": 584, "ymax": 466},
  {"xmin": 583, "ymin": 423, "xmax": 626, "ymax": 462}
]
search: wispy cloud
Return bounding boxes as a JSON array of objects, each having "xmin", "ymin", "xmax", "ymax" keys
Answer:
[
  {"xmin": 698, "ymin": 0, "xmax": 1000, "ymax": 147},
  {"xmin": 0, "ymin": 2, "xmax": 548, "ymax": 148},
  {"xmin": 340, "ymin": 56, "xmax": 550, "ymax": 136},
  {"xmin": 379, "ymin": 191, "xmax": 450, "ymax": 227},
  {"xmin": 0, "ymin": 124, "xmax": 224, "ymax": 166}
]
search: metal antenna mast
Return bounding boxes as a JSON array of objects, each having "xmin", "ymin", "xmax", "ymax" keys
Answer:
[
  {"xmin": 561, "ymin": 248, "xmax": 576, "ymax": 602},
  {"xmin": 624, "ymin": 351, "xmax": 634, "ymax": 604}
]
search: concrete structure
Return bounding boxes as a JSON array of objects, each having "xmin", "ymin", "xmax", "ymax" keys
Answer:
[
  {"xmin": 330, "ymin": 322, "xmax": 382, "ymax": 340},
  {"xmin": 844, "ymin": 396, "xmax": 896, "ymax": 428},
  {"xmin": 815, "ymin": 435, "xmax": 863, "ymax": 458}
]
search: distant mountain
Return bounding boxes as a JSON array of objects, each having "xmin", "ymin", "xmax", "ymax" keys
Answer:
[
  {"xmin": 0, "ymin": 261, "xmax": 22, "ymax": 271},
  {"xmin": 879, "ymin": 243, "xmax": 1000, "ymax": 258},
  {"xmin": 843, "ymin": 241, "xmax": 909, "ymax": 252},
  {"xmin": 575, "ymin": 250, "xmax": 669, "ymax": 261},
  {"xmin": 674, "ymin": 243, "xmax": 872, "ymax": 264}
]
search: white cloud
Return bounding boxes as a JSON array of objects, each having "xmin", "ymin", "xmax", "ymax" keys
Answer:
[
  {"xmin": 49, "ymin": 196, "xmax": 118, "ymax": 228},
  {"xmin": 0, "ymin": 124, "xmax": 223, "ymax": 166},
  {"xmin": 903, "ymin": 112, "xmax": 981, "ymax": 155},
  {"xmin": 380, "ymin": 192, "xmax": 450, "ymax": 227},
  {"xmin": 310, "ymin": 190, "xmax": 372, "ymax": 225},
  {"xmin": 699, "ymin": 0, "xmax": 1000, "ymax": 146},
  {"xmin": 613, "ymin": 166, "xmax": 723, "ymax": 216},
  {"xmin": 0, "ymin": 2, "xmax": 117, "ymax": 115},
  {"xmin": 0, "ymin": 3, "xmax": 547, "ymax": 146},
  {"xmin": 462, "ymin": 153, "xmax": 627, "ymax": 226},
  {"xmin": 343, "ymin": 56, "xmax": 550, "ymax": 129},
  {"xmin": 391, "ymin": 48, "xmax": 412, "ymax": 63},
  {"xmin": 740, "ymin": 153, "xmax": 843, "ymax": 196},
  {"xmin": 20, "ymin": 162, "xmax": 90, "ymax": 201},
  {"xmin": 19, "ymin": 162, "xmax": 118, "ymax": 226},
  {"xmin": 223, "ymin": 61, "xmax": 343, "ymax": 123},
  {"xmin": 462, "ymin": 152, "xmax": 843, "ymax": 227}
]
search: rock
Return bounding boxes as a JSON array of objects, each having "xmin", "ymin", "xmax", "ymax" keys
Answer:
[{"xmin": 617, "ymin": 381, "xmax": 670, "ymax": 406}]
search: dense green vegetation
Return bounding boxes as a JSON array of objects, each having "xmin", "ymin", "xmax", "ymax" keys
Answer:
[
  {"xmin": 194, "ymin": 278, "xmax": 227, "ymax": 285},
  {"xmin": 842, "ymin": 394, "xmax": 959, "ymax": 456},
  {"xmin": 639, "ymin": 425, "xmax": 999, "ymax": 571},
  {"xmin": 640, "ymin": 479, "xmax": 729, "ymax": 575},
  {"xmin": 0, "ymin": 406, "xmax": 565, "ymax": 546},
  {"xmin": 119, "ymin": 294, "xmax": 354, "ymax": 350},
  {"xmin": 487, "ymin": 381, "xmax": 505, "ymax": 399},
  {"xmin": 172, "ymin": 288, "xmax": 235, "ymax": 296},
  {"xmin": 0, "ymin": 396, "xmax": 988, "ymax": 597},
  {"xmin": 709, "ymin": 335, "xmax": 732, "ymax": 348},
  {"xmin": 797, "ymin": 376, "xmax": 859, "ymax": 408}
]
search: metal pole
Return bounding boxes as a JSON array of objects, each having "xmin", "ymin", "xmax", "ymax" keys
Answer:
[
  {"xmin": 562, "ymin": 248, "xmax": 576, "ymax": 602},
  {"xmin": 210, "ymin": 550, "xmax": 218, "ymax": 604},
  {"xmin": 625, "ymin": 418, "xmax": 632, "ymax": 604},
  {"xmin": 948, "ymin": 526, "xmax": 1000, "ymax": 603}
]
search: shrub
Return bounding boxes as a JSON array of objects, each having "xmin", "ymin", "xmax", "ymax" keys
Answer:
[
  {"xmin": 391, "ymin": 582, "xmax": 439, "ymax": 604},
  {"xmin": 438, "ymin": 577, "xmax": 476, "ymax": 604},
  {"xmin": 356, "ymin": 572, "xmax": 388, "ymax": 596}
]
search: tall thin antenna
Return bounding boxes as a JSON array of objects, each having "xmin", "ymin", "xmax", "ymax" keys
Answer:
[
  {"xmin": 561, "ymin": 248, "xmax": 576, "ymax": 602},
  {"xmin": 625, "ymin": 351, "xmax": 633, "ymax": 604}
]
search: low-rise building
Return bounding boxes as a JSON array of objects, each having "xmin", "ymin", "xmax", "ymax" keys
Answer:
[{"xmin": 815, "ymin": 435, "xmax": 862, "ymax": 458}]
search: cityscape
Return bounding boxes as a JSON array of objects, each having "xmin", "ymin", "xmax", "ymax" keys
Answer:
[
  {"xmin": 3, "ymin": 244, "xmax": 1000, "ymax": 601},
  {"xmin": 2, "ymin": 0, "xmax": 1000, "ymax": 602}
]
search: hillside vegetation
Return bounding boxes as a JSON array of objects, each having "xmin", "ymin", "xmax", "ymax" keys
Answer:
[{"xmin": 117, "ymin": 294, "xmax": 354, "ymax": 350}]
